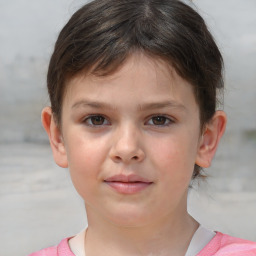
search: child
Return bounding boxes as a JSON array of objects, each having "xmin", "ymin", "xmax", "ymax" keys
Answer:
[{"xmin": 30, "ymin": 0, "xmax": 256, "ymax": 255}]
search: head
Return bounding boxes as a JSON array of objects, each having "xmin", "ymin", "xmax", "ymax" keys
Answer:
[{"xmin": 46, "ymin": 0, "xmax": 225, "ymax": 179}]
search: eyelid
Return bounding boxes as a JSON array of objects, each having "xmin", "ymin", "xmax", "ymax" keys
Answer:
[
  {"xmin": 82, "ymin": 114, "xmax": 110, "ymax": 126},
  {"xmin": 146, "ymin": 114, "xmax": 175, "ymax": 126},
  {"xmin": 81, "ymin": 114, "xmax": 175, "ymax": 127}
]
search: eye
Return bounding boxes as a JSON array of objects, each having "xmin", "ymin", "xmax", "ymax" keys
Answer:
[
  {"xmin": 83, "ymin": 115, "xmax": 109, "ymax": 126},
  {"xmin": 147, "ymin": 115, "xmax": 173, "ymax": 126}
]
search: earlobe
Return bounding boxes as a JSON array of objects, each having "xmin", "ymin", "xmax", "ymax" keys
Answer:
[
  {"xmin": 41, "ymin": 107, "xmax": 68, "ymax": 168},
  {"xmin": 196, "ymin": 111, "xmax": 227, "ymax": 168}
]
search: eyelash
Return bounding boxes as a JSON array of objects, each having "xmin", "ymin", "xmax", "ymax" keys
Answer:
[
  {"xmin": 83, "ymin": 115, "xmax": 110, "ymax": 126},
  {"xmin": 147, "ymin": 115, "xmax": 174, "ymax": 126},
  {"xmin": 82, "ymin": 115, "xmax": 174, "ymax": 127}
]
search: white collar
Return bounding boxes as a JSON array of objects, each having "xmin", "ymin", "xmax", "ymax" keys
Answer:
[
  {"xmin": 185, "ymin": 225, "xmax": 216, "ymax": 256},
  {"xmin": 68, "ymin": 229, "xmax": 86, "ymax": 256},
  {"xmin": 69, "ymin": 225, "xmax": 216, "ymax": 256}
]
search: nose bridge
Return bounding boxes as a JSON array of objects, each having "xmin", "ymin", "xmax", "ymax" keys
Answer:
[{"xmin": 110, "ymin": 121, "xmax": 144, "ymax": 163}]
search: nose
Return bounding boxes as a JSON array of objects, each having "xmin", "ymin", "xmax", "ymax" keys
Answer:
[{"xmin": 109, "ymin": 123, "xmax": 145, "ymax": 164}]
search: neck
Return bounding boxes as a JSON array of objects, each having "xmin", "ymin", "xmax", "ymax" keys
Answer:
[{"xmin": 84, "ymin": 206, "xmax": 199, "ymax": 256}]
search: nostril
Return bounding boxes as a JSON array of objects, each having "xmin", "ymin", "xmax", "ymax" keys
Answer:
[
  {"xmin": 115, "ymin": 156, "xmax": 122, "ymax": 161},
  {"xmin": 113, "ymin": 155, "xmax": 140, "ymax": 162}
]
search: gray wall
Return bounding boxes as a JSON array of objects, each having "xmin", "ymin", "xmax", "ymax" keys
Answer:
[{"xmin": 0, "ymin": 0, "xmax": 86, "ymax": 143}]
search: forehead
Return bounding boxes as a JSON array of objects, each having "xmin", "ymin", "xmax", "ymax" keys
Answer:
[{"xmin": 63, "ymin": 53, "xmax": 198, "ymax": 110}]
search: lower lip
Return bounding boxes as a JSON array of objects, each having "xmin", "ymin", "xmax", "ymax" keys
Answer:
[{"xmin": 105, "ymin": 181, "xmax": 152, "ymax": 194}]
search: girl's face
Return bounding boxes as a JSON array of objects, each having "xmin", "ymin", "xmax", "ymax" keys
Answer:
[{"xmin": 59, "ymin": 54, "xmax": 204, "ymax": 226}]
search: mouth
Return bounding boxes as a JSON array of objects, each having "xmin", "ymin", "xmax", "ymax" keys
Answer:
[{"xmin": 104, "ymin": 174, "xmax": 153, "ymax": 194}]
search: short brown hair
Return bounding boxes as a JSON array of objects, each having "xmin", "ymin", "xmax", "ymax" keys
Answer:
[{"xmin": 47, "ymin": 0, "xmax": 224, "ymax": 178}]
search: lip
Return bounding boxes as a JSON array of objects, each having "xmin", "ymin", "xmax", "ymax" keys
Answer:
[{"xmin": 104, "ymin": 174, "xmax": 153, "ymax": 194}]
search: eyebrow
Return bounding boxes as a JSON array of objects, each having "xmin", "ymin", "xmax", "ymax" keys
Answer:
[
  {"xmin": 138, "ymin": 101, "xmax": 186, "ymax": 111},
  {"xmin": 72, "ymin": 100, "xmax": 116, "ymax": 110},
  {"xmin": 71, "ymin": 100, "xmax": 186, "ymax": 111}
]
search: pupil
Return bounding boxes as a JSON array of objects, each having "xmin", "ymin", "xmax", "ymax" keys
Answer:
[
  {"xmin": 153, "ymin": 116, "xmax": 166, "ymax": 125},
  {"xmin": 92, "ymin": 116, "xmax": 104, "ymax": 125}
]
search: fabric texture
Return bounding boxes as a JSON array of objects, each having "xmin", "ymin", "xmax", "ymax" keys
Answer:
[
  {"xmin": 197, "ymin": 232, "xmax": 256, "ymax": 256},
  {"xmin": 28, "ymin": 238, "xmax": 74, "ymax": 256},
  {"xmin": 29, "ymin": 232, "xmax": 256, "ymax": 256},
  {"xmin": 185, "ymin": 225, "xmax": 216, "ymax": 256}
]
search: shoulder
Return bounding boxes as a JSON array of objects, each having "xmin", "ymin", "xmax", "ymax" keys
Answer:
[
  {"xmin": 28, "ymin": 237, "xmax": 75, "ymax": 256},
  {"xmin": 198, "ymin": 232, "xmax": 256, "ymax": 256},
  {"xmin": 28, "ymin": 246, "xmax": 57, "ymax": 256}
]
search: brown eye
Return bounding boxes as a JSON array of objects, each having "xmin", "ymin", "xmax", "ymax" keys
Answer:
[
  {"xmin": 152, "ymin": 116, "xmax": 167, "ymax": 125},
  {"xmin": 84, "ymin": 115, "xmax": 109, "ymax": 126},
  {"xmin": 147, "ymin": 116, "xmax": 173, "ymax": 126},
  {"xmin": 91, "ymin": 116, "xmax": 105, "ymax": 125}
]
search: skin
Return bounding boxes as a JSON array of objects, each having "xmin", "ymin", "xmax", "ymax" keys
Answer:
[{"xmin": 42, "ymin": 53, "xmax": 226, "ymax": 256}]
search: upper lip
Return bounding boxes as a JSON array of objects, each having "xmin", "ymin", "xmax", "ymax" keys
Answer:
[{"xmin": 104, "ymin": 174, "xmax": 152, "ymax": 183}]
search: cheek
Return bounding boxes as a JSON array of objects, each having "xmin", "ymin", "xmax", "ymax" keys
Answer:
[
  {"xmin": 64, "ymin": 134, "xmax": 108, "ymax": 196},
  {"xmin": 66, "ymin": 129, "xmax": 107, "ymax": 166},
  {"xmin": 149, "ymin": 134, "xmax": 197, "ymax": 179}
]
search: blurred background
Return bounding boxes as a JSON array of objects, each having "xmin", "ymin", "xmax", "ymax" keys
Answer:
[{"xmin": 0, "ymin": 0, "xmax": 255, "ymax": 255}]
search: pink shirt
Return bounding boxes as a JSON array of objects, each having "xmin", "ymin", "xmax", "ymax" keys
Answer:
[{"xmin": 29, "ymin": 232, "xmax": 256, "ymax": 256}]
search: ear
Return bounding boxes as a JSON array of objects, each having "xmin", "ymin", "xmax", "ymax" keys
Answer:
[
  {"xmin": 41, "ymin": 107, "xmax": 68, "ymax": 168},
  {"xmin": 196, "ymin": 111, "xmax": 227, "ymax": 168}
]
